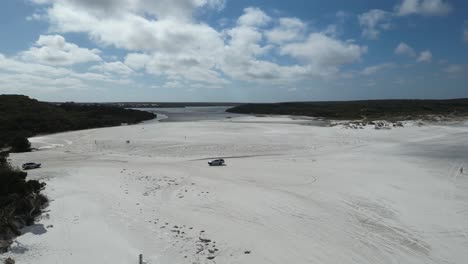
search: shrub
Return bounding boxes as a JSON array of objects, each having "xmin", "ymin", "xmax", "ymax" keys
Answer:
[
  {"xmin": 0, "ymin": 153, "xmax": 47, "ymax": 253},
  {"xmin": 4, "ymin": 257, "xmax": 15, "ymax": 264},
  {"xmin": 10, "ymin": 137, "xmax": 30, "ymax": 153}
]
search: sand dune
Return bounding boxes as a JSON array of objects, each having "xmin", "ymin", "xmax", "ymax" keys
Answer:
[{"xmin": 5, "ymin": 116, "xmax": 468, "ymax": 264}]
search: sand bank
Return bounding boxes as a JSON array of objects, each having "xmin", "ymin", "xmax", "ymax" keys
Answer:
[{"xmin": 5, "ymin": 116, "xmax": 468, "ymax": 264}]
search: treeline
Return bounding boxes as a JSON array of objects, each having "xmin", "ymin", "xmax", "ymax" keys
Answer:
[
  {"xmin": 226, "ymin": 99, "xmax": 468, "ymax": 120},
  {"xmin": 0, "ymin": 95, "xmax": 156, "ymax": 149}
]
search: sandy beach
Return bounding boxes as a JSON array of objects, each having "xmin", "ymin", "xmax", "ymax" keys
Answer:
[{"xmin": 5, "ymin": 116, "xmax": 468, "ymax": 264}]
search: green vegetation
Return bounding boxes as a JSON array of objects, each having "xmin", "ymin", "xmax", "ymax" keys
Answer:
[
  {"xmin": 0, "ymin": 95, "xmax": 156, "ymax": 149},
  {"xmin": 0, "ymin": 94, "xmax": 156, "ymax": 253},
  {"xmin": 227, "ymin": 99, "xmax": 468, "ymax": 121},
  {"xmin": 0, "ymin": 152, "xmax": 47, "ymax": 253},
  {"xmin": 10, "ymin": 137, "xmax": 31, "ymax": 153}
]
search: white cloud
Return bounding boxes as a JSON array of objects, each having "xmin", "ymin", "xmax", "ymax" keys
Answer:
[
  {"xmin": 1, "ymin": 53, "xmax": 72, "ymax": 77},
  {"xmin": 30, "ymin": 0, "xmax": 53, "ymax": 4},
  {"xmin": 124, "ymin": 53, "xmax": 151, "ymax": 70},
  {"xmin": 395, "ymin": 42, "xmax": 416, "ymax": 57},
  {"xmin": 358, "ymin": 9, "xmax": 392, "ymax": 39},
  {"xmin": 280, "ymin": 33, "xmax": 367, "ymax": 68},
  {"xmin": 357, "ymin": 1, "xmax": 451, "ymax": 40},
  {"xmin": 47, "ymin": 6, "xmax": 224, "ymax": 54},
  {"xmin": 395, "ymin": 42, "xmax": 434, "ymax": 64},
  {"xmin": 266, "ymin": 18, "xmax": 306, "ymax": 44},
  {"xmin": 237, "ymin": 7, "xmax": 271, "ymax": 27},
  {"xmin": 90, "ymin": 61, "xmax": 134, "ymax": 76},
  {"xmin": 35, "ymin": 0, "xmax": 225, "ymax": 20},
  {"xmin": 417, "ymin": 50, "xmax": 432, "ymax": 63},
  {"xmin": 396, "ymin": 0, "xmax": 452, "ymax": 16},
  {"xmin": 0, "ymin": 52, "xmax": 132, "ymax": 94},
  {"xmin": 19, "ymin": 35, "xmax": 101, "ymax": 66},
  {"xmin": 0, "ymin": 73, "xmax": 85, "ymax": 92},
  {"xmin": 361, "ymin": 63, "xmax": 395, "ymax": 76},
  {"xmin": 25, "ymin": 2, "xmax": 370, "ymax": 88}
]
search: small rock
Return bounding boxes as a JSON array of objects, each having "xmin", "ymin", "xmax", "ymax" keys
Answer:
[{"xmin": 244, "ymin": 251, "xmax": 251, "ymax": 254}]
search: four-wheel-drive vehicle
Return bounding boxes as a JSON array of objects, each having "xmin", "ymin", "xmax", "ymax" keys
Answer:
[
  {"xmin": 208, "ymin": 159, "xmax": 225, "ymax": 166},
  {"xmin": 22, "ymin": 162, "xmax": 41, "ymax": 170}
]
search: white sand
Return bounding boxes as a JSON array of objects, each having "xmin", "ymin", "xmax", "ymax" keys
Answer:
[{"xmin": 4, "ymin": 116, "xmax": 468, "ymax": 264}]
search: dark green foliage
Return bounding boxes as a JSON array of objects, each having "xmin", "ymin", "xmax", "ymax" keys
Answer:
[
  {"xmin": 0, "ymin": 153, "xmax": 47, "ymax": 251},
  {"xmin": 10, "ymin": 137, "xmax": 30, "ymax": 153},
  {"xmin": 0, "ymin": 95, "xmax": 156, "ymax": 148},
  {"xmin": 227, "ymin": 99, "xmax": 468, "ymax": 121}
]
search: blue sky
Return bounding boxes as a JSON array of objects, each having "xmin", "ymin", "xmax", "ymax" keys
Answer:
[{"xmin": 0, "ymin": 0, "xmax": 467, "ymax": 102}]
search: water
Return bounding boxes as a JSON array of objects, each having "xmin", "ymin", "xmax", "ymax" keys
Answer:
[
  {"xmin": 139, "ymin": 106, "xmax": 245, "ymax": 122},
  {"xmin": 137, "ymin": 106, "xmax": 328, "ymax": 126}
]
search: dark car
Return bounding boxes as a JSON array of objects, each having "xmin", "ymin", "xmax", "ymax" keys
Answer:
[
  {"xmin": 208, "ymin": 159, "xmax": 225, "ymax": 166},
  {"xmin": 22, "ymin": 162, "xmax": 41, "ymax": 170}
]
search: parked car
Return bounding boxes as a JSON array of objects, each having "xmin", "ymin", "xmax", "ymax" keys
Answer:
[
  {"xmin": 22, "ymin": 162, "xmax": 41, "ymax": 170},
  {"xmin": 208, "ymin": 159, "xmax": 225, "ymax": 166}
]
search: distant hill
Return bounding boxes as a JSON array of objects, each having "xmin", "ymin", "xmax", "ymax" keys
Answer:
[
  {"xmin": 226, "ymin": 99, "xmax": 468, "ymax": 121},
  {"xmin": 92, "ymin": 102, "xmax": 242, "ymax": 108},
  {"xmin": 0, "ymin": 95, "xmax": 156, "ymax": 148}
]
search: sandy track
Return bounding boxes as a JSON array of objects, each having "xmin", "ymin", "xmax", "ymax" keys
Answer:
[{"xmin": 4, "ymin": 117, "xmax": 468, "ymax": 264}]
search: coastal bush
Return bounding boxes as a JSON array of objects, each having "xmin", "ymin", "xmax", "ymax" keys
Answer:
[
  {"xmin": 0, "ymin": 153, "xmax": 47, "ymax": 253},
  {"xmin": 227, "ymin": 99, "xmax": 468, "ymax": 120},
  {"xmin": 0, "ymin": 95, "xmax": 156, "ymax": 148},
  {"xmin": 4, "ymin": 257, "xmax": 15, "ymax": 264},
  {"xmin": 10, "ymin": 137, "xmax": 30, "ymax": 153}
]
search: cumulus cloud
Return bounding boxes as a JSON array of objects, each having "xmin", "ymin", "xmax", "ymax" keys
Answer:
[
  {"xmin": 280, "ymin": 33, "xmax": 367, "ymax": 68},
  {"xmin": 395, "ymin": 42, "xmax": 434, "ymax": 64},
  {"xmin": 417, "ymin": 50, "xmax": 432, "ymax": 63},
  {"xmin": 358, "ymin": 1, "xmax": 452, "ymax": 40},
  {"xmin": 124, "ymin": 53, "xmax": 151, "ymax": 70},
  {"xmin": 19, "ymin": 35, "xmax": 101, "ymax": 66},
  {"xmin": 358, "ymin": 9, "xmax": 392, "ymax": 39},
  {"xmin": 0, "ymin": 52, "xmax": 130, "ymax": 94},
  {"xmin": 1, "ymin": 53, "xmax": 72, "ymax": 78},
  {"xmin": 396, "ymin": 0, "xmax": 452, "ymax": 16},
  {"xmin": 237, "ymin": 7, "xmax": 271, "ymax": 27},
  {"xmin": 394, "ymin": 42, "xmax": 416, "ymax": 57},
  {"xmin": 266, "ymin": 18, "xmax": 306, "ymax": 44},
  {"xmin": 90, "ymin": 61, "xmax": 134, "ymax": 76},
  {"xmin": 25, "ymin": 1, "xmax": 369, "ymax": 88},
  {"xmin": 34, "ymin": 0, "xmax": 225, "ymax": 20}
]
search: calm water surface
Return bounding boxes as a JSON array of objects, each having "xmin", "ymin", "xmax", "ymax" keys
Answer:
[{"xmin": 140, "ymin": 106, "xmax": 245, "ymax": 122}]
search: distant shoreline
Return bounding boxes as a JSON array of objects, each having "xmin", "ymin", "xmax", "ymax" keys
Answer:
[{"xmin": 226, "ymin": 98, "xmax": 468, "ymax": 121}]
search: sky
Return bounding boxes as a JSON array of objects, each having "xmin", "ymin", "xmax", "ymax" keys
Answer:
[{"xmin": 0, "ymin": 0, "xmax": 467, "ymax": 102}]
